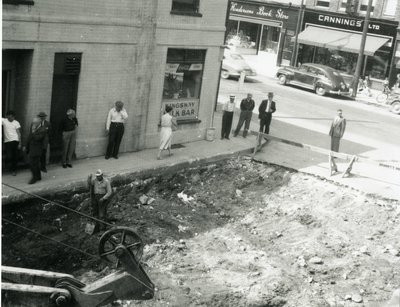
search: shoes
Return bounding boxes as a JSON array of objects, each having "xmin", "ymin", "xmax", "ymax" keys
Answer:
[
  {"xmin": 113, "ymin": 156, "xmax": 119, "ymax": 159},
  {"xmin": 233, "ymin": 134, "xmax": 238, "ymax": 137},
  {"xmin": 105, "ymin": 156, "xmax": 110, "ymax": 160},
  {"xmin": 67, "ymin": 164, "xmax": 73, "ymax": 168},
  {"xmin": 11, "ymin": 172, "xmax": 17, "ymax": 176},
  {"xmin": 225, "ymin": 137, "xmax": 230, "ymax": 140},
  {"xmin": 221, "ymin": 137, "xmax": 224, "ymax": 140},
  {"xmin": 28, "ymin": 179, "xmax": 37, "ymax": 184},
  {"xmin": 63, "ymin": 164, "xmax": 67, "ymax": 168},
  {"xmin": 41, "ymin": 168, "xmax": 47, "ymax": 173}
]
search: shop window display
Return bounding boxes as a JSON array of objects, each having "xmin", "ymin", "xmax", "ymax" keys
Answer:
[
  {"xmin": 225, "ymin": 20, "xmax": 259, "ymax": 53},
  {"xmin": 163, "ymin": 49, "xmax": 205, "ymax": 100}
]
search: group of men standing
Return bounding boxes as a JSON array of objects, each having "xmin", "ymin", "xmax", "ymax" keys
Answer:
[{"xmin": 221, "ymin": 92, "xmax": 276, "ymax": 140}]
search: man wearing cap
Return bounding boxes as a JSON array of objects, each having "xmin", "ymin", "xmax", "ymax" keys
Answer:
[
  {"xmin": 61, "ymin": 109, "xmax": 78, "ymax": 168},
  {"xmin": 87, "ymin": 169, "xmax": 112, "ymax": 229},
  {"xmin": 105, "ymin": 101, "xmax": 128, "ymax": 159},
  {"xmin": 221, "ymin": 95, "xmax": 236, "ymax": 140},
  {"xmin": 26, "ymin": 117, "xmax": 47, "ymax": 184},
  {"xmin": 258, "ymin": 92, "xmax": 276, "ymax": 139},
  {"xmin": 36, "ymin": 112, "xmax": 51, "ymax": 172},
  {"xmin": 234, "ymin": 93, "xmax": 255, "ymax": 138}
]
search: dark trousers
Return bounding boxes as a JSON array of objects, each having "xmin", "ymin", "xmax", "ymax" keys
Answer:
[
  {"xmin": 331, "ymin": 137, "xmax": 341, "ymax": 152},
  {"xmin": 234, "ymin": 111, "xmax": 253, "ymax": 137},
  {"xmin": 91, "ymin": 194, "xmax": 109, "ymax": 230},
  {"xmin": 4, "ymin": 141, "xmax": 19, "ymax": 172},
  {"xmin": 106, "ymin": 122, "xmax": 124, "ymax": 158},
  {"xmin": 40, "ymin": 148, "xmax": 47, "ymax": 170},
  {"xmin": 29, "ymin": 156, "xmax": 42, "ymax": 181},
  {"xmin": 259, "ymin": 113, "xmax": 272, "ymax": 134},
  {"xmin": 221, "ymin": 111, "xmax": 233, "ymax": 138}
]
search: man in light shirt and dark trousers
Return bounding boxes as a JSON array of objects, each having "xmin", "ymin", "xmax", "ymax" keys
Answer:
[
  {"xmin": 105, "ymin": 101, "xmax": 128, "ymax": 159},
  {"xmin": 221, "ymin": 94, "xmax": 236, "ymax": 140}
]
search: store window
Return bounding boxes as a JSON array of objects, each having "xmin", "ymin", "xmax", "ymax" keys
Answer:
[
  {"xmin": 383, "ymin": 0, "xmax": 397, "ymax": 16},
  {"xmin": 359, "ymin": 0, "xmax": 375, "ymax": 13},
  {"xmin": 171, "ymin": 0, "xmax": 201, "ymax": 15},
  {"xmin": 364, "ymin": 48, "xmax": 391, "ymax": 79},
  {"xmin": 316, "ymin": 0, "xmax": 330, "ymax": 8},
  {"xmin": 225, "ymin": 20, "xmax": 260, "ymax": 55},
  {"xmin": 162, "ymin": 49, "xmax": 206, "ymax": 121}
]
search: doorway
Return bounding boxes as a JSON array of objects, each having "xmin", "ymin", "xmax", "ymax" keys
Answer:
[{"xmin": 49, "ymin": 53, "xmax": 81, "ymax": 163}]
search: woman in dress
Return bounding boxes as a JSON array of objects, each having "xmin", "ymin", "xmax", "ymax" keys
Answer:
[{"xmin": 157, "ymin": 105, "xmax": 177, "ymax": 160}]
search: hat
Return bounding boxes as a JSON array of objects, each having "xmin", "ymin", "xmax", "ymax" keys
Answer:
[
  {"xmin": 37, "ymin": 112, "xmax": 47, "ymax": 118},
  {"xmin": 268, "ymin": 92, "xmax": 274, "ymax": 96},
  {"xmin": 229, "ymin": 94, "xmax": 235, "ymax": 98},
  {"xmin": 95, "ymin": 169, "xmax": 103, "ymax": 176}
]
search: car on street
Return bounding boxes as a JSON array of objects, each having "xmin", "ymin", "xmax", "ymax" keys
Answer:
[
  {"xmin": 276, "ymin": 63, "xmax": 350, "ymax": 96},
  {"xmin": 221, "ymin": 49, "xmax": 257, "ymax": 80}
]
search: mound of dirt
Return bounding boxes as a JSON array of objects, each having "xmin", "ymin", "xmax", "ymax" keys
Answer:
[{"xmin": 2, "ymin": 157, "xmax": 399, "ymax": 306}]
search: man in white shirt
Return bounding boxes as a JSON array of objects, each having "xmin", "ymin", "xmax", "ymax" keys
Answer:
[
  {"xmin": 105, "ymin": 101, "xmax": 128, "ymax": 159},
  {"xmin": 2, "ymin": 111, "xmax": 21, "ymax": 176},
  {"xmin": 221, "ymin": 94, "xmax": 236, "ymax": 140}
]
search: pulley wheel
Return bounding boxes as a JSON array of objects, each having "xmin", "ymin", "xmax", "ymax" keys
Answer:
[{"xmin": 98, "ymin": 227, "xmax": 143, "ymax": 266}]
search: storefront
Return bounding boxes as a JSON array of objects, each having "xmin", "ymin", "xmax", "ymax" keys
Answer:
[
  {"xmin": 297, "ymin": 10, "xmax": 398, "ymax": 87},
  {"xmin": 226, "ymin": 0, "xmax": 300, "ymax": 66}
]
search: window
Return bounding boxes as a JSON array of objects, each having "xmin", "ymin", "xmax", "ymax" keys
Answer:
[
  {"xmin": 3, "ymin": 0, "xmax": 34, "ymax": 4},
  {"xmin": 171, "ymin": 0, "xmax": 201, "ymax": 16},
  {"xmin": 383, "ymin": 0, "xmax": 397, "ymax": 16},
  {"xmin": 359, "ymin": 0, "xmax": 375, "ymax": 13},
  {"xmin": 316, "ymin": 0, "xmax": 330, "ymax": 8},
  {"xmin": 162, "ymin": 49, "xmax": 206, "ymax": 121},
  {"xmin": 340, "ymin": 0, "xmax": 349, "ymax": 10}
]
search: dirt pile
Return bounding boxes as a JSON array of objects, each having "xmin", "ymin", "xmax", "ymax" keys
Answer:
[{"xmin": 2, "ymin": 157, "xmax": 399, "ymax": 306}]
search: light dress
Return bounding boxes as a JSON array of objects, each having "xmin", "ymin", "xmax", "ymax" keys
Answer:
[{"xmin": 159, "ymin": 113, "xmax": 175, "ymax": 150}]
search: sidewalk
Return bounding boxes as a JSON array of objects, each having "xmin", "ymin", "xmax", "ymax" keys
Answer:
[{"xmin": 2, "ymin": 109, "xmax": 399, "ymax": 205}]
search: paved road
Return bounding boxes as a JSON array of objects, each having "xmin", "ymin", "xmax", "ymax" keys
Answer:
[{"xmin": 219, "ymin": 75, "xmax": 400, "ymax": 164}]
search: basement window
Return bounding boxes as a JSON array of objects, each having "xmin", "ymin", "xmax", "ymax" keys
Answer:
[
  {"xmin": 3, "ymin": 0, "xmax": 34, "ymax": 5},
  {"xmin": 171, "ymin": 0, "xmax": 202, "ymax": 17}
]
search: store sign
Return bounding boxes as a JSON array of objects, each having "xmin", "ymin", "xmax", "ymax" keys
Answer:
[
  {"xmin": 162, "ymin": 100, "xmax": 199, "ymax": 121},
  {"xmin": 304, "ymin": 11, "xmax": 398, "ymax": 37},
  {"xmin": 165, "ymin": 63, "xmax": 203, "ymax": 74},
  {"xmin": 229, "ymin": 1, "xmax": 295, "ymax": 24}
]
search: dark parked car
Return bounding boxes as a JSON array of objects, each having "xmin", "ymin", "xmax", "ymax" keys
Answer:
[{"xmin": 276, "ymin": 63, "xmax": 350, "ymax": 96}]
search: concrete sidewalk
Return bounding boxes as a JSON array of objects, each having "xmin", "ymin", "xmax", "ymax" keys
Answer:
[{"xmin": 2, "ymin": 109, "xmax": 399, "ymax": 205}]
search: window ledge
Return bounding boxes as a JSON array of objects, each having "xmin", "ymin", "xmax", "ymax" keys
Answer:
[
  {"xmin": 170, "ymin": 10, "xmax": 202, "ymax": 17},
  {"xmin": 3, "ymin": 0, "xmax": 34, "ymax": 4},
  {"xmin": 177, "ymin": 118, "xmax": 201, "ymax": 124}
]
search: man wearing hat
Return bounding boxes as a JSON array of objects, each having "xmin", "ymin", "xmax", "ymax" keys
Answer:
[
  {"xmin": 234, "ymin": 93, "xmax": 255, "ymax": 138},
  {"xmin": 61, "ymin": 109, "xmax": 78, "ymax": 168},
  {"xmin": 258, "ymin": 92, "xmax": 276, "ymax": 140},
  {"xmin": 36, "ymin": 111, "xmax": 51, "ymax": 172},
  {"xmin": 105, "ymin": 101, "xmax": 128, "ymax": 159},
  {"xmin": 26, "ymin": 117, "xmax": 47, "ymax": 184},
  {"xmin": 221, "ymin": 94, "xmax": 236, "ymax": 140},
  {"xmin": 87, "ymin": 169, "xmax": 112, "ymax": 230}
]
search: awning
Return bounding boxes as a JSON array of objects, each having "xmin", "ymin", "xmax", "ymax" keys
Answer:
[{"xmin": 296, "ymin": 26, "xmax": 389, "ymax": 56}]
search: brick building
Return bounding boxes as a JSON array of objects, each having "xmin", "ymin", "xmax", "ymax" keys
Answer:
[{"xmin": 2, "ymin": 0, "xmax": 228, "ymax": 162}]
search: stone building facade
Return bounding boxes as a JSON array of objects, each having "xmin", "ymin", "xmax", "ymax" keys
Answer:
[{"xmin": 2, "ymin": 0, "xmax": 228, "ymax": 162}]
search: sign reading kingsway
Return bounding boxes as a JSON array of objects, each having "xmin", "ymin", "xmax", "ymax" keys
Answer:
[{"xmin": 162, "ymin": 99, "xmax": 199, "ymax": 121}]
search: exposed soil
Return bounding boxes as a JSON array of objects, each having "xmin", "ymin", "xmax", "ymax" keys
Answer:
[{"xmin": 2, "ymin": 157, "xmax": 400, "ymax": 306}]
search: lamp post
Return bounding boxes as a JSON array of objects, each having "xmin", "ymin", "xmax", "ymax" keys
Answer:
[
  {"xmin": 291, "ymin": 0, "xmax": 304, "ymax": 67},
  {"xmin": 351, "ymin": 0, "xmax": 373, "ymax": 98}
]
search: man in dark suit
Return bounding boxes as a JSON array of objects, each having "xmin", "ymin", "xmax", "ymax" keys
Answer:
[
  {"xmin": 26, "ymin": 117, "xmax": 47, "ymax": 184},
  {"xmin": 37, "ymin": 111, "xmax": 51, "ymax": 172},
  {"xmin": 258, "ymin": 92, "xmax": 276, "ymax": 138},
  {"xmin": 233, "ymin": 93, "xmax": 255, "ymax": 138}
]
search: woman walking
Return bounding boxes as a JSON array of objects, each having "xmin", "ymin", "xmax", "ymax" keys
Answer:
[{"xmin": 157, "ymin": 105, "xmax": 177, "ymax": 160}]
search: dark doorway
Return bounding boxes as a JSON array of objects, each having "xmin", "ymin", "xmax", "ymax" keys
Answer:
[
  {"xmin": 49, "ymin": 53, "xmax": 81, "ymax": 163},
  {"xmin": 2, "ymin": 70, "xmax": 11, "ymax": 117}
]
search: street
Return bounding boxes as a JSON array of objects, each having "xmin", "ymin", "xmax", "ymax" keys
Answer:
[{"xmin": 218, "ymin": 75, "xmax": 400, "ymax": 164}]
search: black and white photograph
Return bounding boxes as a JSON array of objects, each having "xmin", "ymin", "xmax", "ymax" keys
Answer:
[{"xmin": 2, "ymin": 0, "xmax": 400, "ymax": 306}]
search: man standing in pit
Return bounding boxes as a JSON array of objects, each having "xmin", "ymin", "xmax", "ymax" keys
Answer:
[
  {"xmin": 87, "ymin": 169, "xmax": 112, "ymax": 230},
  {"xmin": 233, "ymin": 93, "xmax": 255, "ymax": 138},
  {"xmin": 105, "ymin": 101, "xmax": 128, "ymax": 159},
  {"xmin": 221, "ymin": 94, "xmax": 236, "ymax": 140}
]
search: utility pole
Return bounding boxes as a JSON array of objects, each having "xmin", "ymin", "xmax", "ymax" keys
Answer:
[
  {"xmin": 291, "ymin": 0, "xmax": 304, "ymax": 67},
  {"xmin": 351, "ymin": 0, "xmax": 373, "ymax": 98}
]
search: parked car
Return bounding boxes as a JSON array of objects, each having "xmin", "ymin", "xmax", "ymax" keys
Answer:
[
  {"xmin": 276, "ymin": 63, "xmax": 350, "ymax": 96},
  {"xmin": 221, "ymin": 49, "xmax": 256, "ymax": 79}
]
